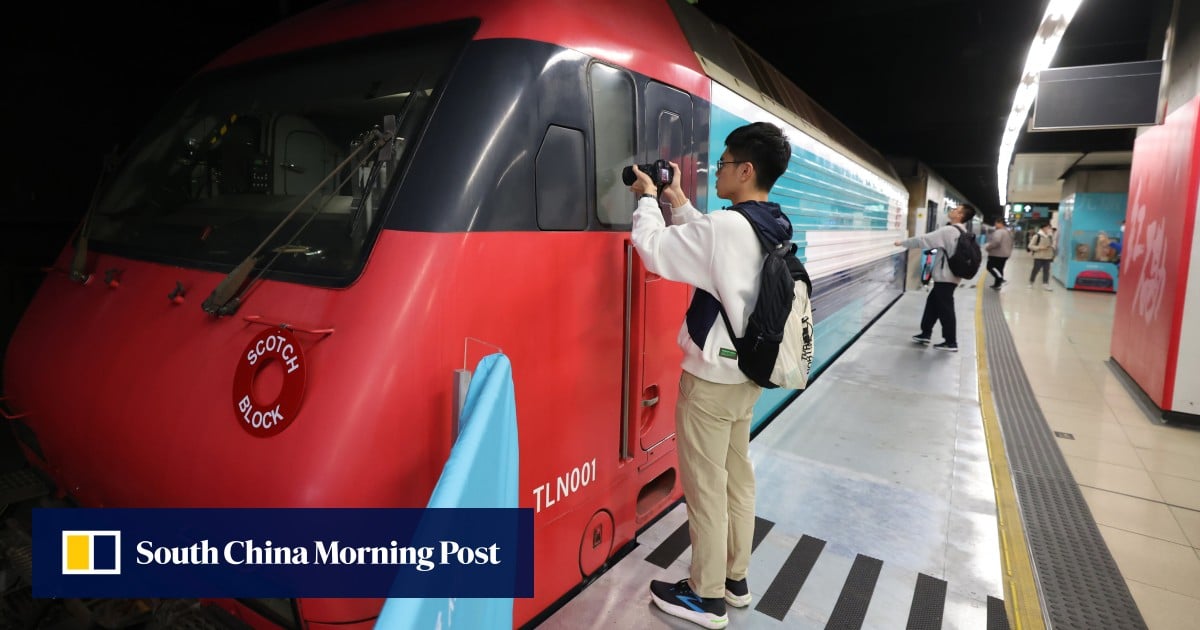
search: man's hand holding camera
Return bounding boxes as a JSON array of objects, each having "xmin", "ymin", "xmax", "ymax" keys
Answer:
[{"xmin": 627, "ymin": 160, "xmax": 686, "ymax": 208}]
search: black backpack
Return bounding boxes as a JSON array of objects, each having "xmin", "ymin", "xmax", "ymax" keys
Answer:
[
  {"xmin": 719, "ymin": 209, "xmax": 815, "ymax": 390},
  {"xmin": 944, "ymin": 224, "xmax": 982, "ymax": 278}
]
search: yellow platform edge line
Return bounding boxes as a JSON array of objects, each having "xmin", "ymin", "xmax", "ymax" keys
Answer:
[{"xmin": 975, "ymin": 282, "xmax": 1046, "ymax": 630}]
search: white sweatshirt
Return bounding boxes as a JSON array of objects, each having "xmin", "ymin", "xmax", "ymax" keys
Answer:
[{"xmin": 631, "ymin": 196, "xmax": 762, "ymax": 384}]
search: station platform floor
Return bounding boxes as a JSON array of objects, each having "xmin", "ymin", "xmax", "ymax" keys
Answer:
[
  {"xmin": 542, "ymin": 251, "xmax": 1200, "ymax": 630},
  {"xmin": 987, "ymin": 252, "xmax": 1200, "ymax": 630}
]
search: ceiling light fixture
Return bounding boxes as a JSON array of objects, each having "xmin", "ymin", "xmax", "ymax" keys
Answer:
[{"xmin": 997, "ymin": 0, "xmax": 1084, "ymax": 206}]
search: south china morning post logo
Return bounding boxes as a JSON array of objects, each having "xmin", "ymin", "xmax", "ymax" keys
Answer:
[
  {"xmin": 61, "ymin": 530, "xmax": 121, "ymax": 575},
  {"xmin": 35, "ymin": 508, "xmax": 534, "ymax": 599},
  {"xmin": 130, "ymin": 538, "xmax": 501, "ymax": 571}
]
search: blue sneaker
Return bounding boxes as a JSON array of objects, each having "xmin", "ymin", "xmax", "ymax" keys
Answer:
[
  {"xmin": 649, "ymin": 579, "xmax": 728, "ymax": 628},
  {"xmin": 724, "ymin": 577, "xmax": 752, "ymax": 607}
]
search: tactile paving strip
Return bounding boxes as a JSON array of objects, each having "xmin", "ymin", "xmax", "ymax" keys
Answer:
[
  {"xmin": 987, "ymin": 595, "xmax": 1010, "ymax": 630},
  {"xmin": 754, "ymin": 534, "xmax": 824, "ymax": 621},
  {"xmin": 824, "ymin": 554, "xmax": 882, "ymax": 629},
  {"xmin": 905, "ymin": 573, "xmax": 946, "ymax": 630},
  {"xmin": 983, "ymin": 288, "xmax": 1146, "ymax": 629}
]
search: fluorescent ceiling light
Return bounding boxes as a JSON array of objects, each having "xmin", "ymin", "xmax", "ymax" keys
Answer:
[{"xmin": 997, "ymin": 0, "xmax": 1084, "ymax": 205}]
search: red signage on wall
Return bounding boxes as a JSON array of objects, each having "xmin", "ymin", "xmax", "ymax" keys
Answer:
[{"xmin": 1110, "ymin": 97, "xmax": 1200, "ymax": 408}]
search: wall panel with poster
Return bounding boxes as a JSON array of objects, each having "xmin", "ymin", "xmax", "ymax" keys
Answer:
[
  {"xmin": 1053, "ymin": 192, "xmax": 1126, "ymax": 292},
  {"xmin": 1111, "ymin": 95, "xmax": 1200, "ymax": 421}
]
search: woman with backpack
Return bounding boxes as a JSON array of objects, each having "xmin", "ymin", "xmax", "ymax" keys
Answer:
[{"xmin": 1028, "ymin": 223, "xmax": 1055, "ymax": 290}]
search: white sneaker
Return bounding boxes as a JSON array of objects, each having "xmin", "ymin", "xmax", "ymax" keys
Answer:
[
  {"xmin": 1043, "ymin": 285, "xmax": 1053, "ymax": 291},
  {"xmin": 1027, "ymin": 283, "xmax": 1033, "ymax": 289}
]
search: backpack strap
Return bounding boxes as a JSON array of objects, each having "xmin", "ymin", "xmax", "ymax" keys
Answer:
[
  {"xmin": 941, "ymin": 224, "xmax": 965, "ymax": 268},
  {"xmin": 718, "ymin": 304, "xmax": 739, "ymax": 342},
  {"xmin": 716, "ymin": 209, "xmax": 771, "ymax": 343}
]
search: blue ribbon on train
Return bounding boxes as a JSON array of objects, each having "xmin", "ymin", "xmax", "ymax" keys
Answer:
[{"xmin": 375, "ymin": 352, "xmax": 522, "ymax": 629}]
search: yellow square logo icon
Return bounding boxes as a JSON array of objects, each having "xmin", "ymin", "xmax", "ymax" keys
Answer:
[{"xmin": 61, "ymin": 530, "xmax": 121, "ymax": 575}]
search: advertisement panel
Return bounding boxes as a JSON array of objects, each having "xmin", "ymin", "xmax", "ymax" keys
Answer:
[{"xmin": 1111, "ymin": 97, "xmax": 1200, "ymax": 407}]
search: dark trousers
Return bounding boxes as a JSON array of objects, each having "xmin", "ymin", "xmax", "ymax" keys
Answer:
[
  {"xmin": 1030, "ymin": 259, "xmax": 1051, "ymax": 284},
  {"xmin": 921, "ymin": 282, "xmax": 957, "ymax": 345},
  {"xmin": 986, "ymin": 256, "xmax": 1008, "ymax": 288}
]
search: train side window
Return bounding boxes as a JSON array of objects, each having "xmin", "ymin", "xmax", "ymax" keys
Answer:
[
  {"xmin": 589, "ymin": 63, "xmax": 636, "ymax": 226},
  {"xmin": 535, "ymin": 125, "xmax": 587, "ymax": 231}
]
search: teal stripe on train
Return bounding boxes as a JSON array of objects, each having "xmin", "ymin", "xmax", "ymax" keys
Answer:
[
  {"xmin": 750, "ymin": 254, "xmax": 905, "ymax": 431},
  {"xmin": 709, "ymin": 107, "xmax": 894, "ymax": 232}
]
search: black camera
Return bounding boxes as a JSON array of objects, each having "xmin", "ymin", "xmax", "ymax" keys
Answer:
[{"xmin": 621, "ymin": 159, "xmax": 674, "ymax": 187}]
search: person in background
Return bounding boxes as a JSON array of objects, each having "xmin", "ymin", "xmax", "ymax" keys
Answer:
[
  {"xmin": 894, "ymin": 204, "xmax": 977, "ymax": 352},
  {"xmin": 1028, "ymin": 223, "xmax": 1055, "ymax": 290},
  {"xmin": 984, "ymin": 218, "xmax": 1013, "ymax": 290}
]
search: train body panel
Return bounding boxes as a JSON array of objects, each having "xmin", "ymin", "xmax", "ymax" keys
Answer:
[
  {"xmin": 1, "ymin": 1, "xmax": 908, "ymax": 627},
  {"xmin": 8, "ymin": 233, "xmax": 458, "ymax": 509},
  {"xmin": 5, "ymin": 228, "xmax": 687, "ymax": 625}
]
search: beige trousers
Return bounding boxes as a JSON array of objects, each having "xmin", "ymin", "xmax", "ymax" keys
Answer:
[{"xmin": 676, "ymin": 370, "xmax": 761, "ymax": 598}]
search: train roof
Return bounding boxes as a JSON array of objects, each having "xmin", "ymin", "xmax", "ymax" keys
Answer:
[
  {"xmin": 667, "ymin": 0, "xmax": 903, "ymax": 189},
  {"xmin": 205, "ymin": 0, "xmax": 710, "ymax": 96},
  {"xmin": 205, "ymin": 0, "xmax": 901, "ymax": 190}
]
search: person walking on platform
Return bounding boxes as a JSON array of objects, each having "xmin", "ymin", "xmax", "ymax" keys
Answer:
[
  {"xmin": 1028, "ymin": 223, "xmax": 1055, "ymax": 290},
  {"xmin": 985, "ymin": 218, "xmax": 1013, "ymax": 289},
  {"xmin": 894, "ymin": 203, "xmax": 977, "ymax": 352},
  {"xmin": 628, "ymin": 122, "xmax": 792, "ymax": 629}
]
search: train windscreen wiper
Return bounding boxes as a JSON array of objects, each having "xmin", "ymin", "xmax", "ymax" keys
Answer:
[
  {"xmin": 69, "ymin": 146, "xmax": 121, "ymax": 284},
  {"xmin": 200, "ymin": 115, "xmax": 397, "ymax": 316}
]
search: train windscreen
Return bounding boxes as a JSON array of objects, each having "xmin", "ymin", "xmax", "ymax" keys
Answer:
[{"xmin": 87, "ymin": 23, "xmax": 473, "ymax": 285}]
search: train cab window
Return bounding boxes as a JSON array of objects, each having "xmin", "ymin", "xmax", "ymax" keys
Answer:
[
  {"xmin": 213, "ymin": 115, "xmax": 264, "ymax": 195},
  {"xmin": 535, "ymin": 125, "xmax": 587, "ymax": 231},
  {"xmin": 86, "ymin": 22, "xmax": 474, "ymax": 286},
  {"xmin": 589, "ymin": 63, "xmax": 636, "ymax": 226}
]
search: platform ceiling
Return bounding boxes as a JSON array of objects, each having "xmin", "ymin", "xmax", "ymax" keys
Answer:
[{"xmin": 694, "ymin": 0, "xmax": 1162, "ymax": 215}]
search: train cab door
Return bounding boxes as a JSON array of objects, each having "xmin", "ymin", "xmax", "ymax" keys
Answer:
[{"xmin": 624, "ymin": 82, "xmax": 693, "ymax": 462}]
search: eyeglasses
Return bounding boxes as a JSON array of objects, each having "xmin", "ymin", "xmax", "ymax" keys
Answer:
[{"xmin": 714, "ymin": 160, "xmax": 749, "ymax": 172}]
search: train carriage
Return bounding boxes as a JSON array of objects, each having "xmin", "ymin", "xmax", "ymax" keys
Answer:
[{"xmin": 0, "ymin": 1, "xmax": 907, "ymax": 627}]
